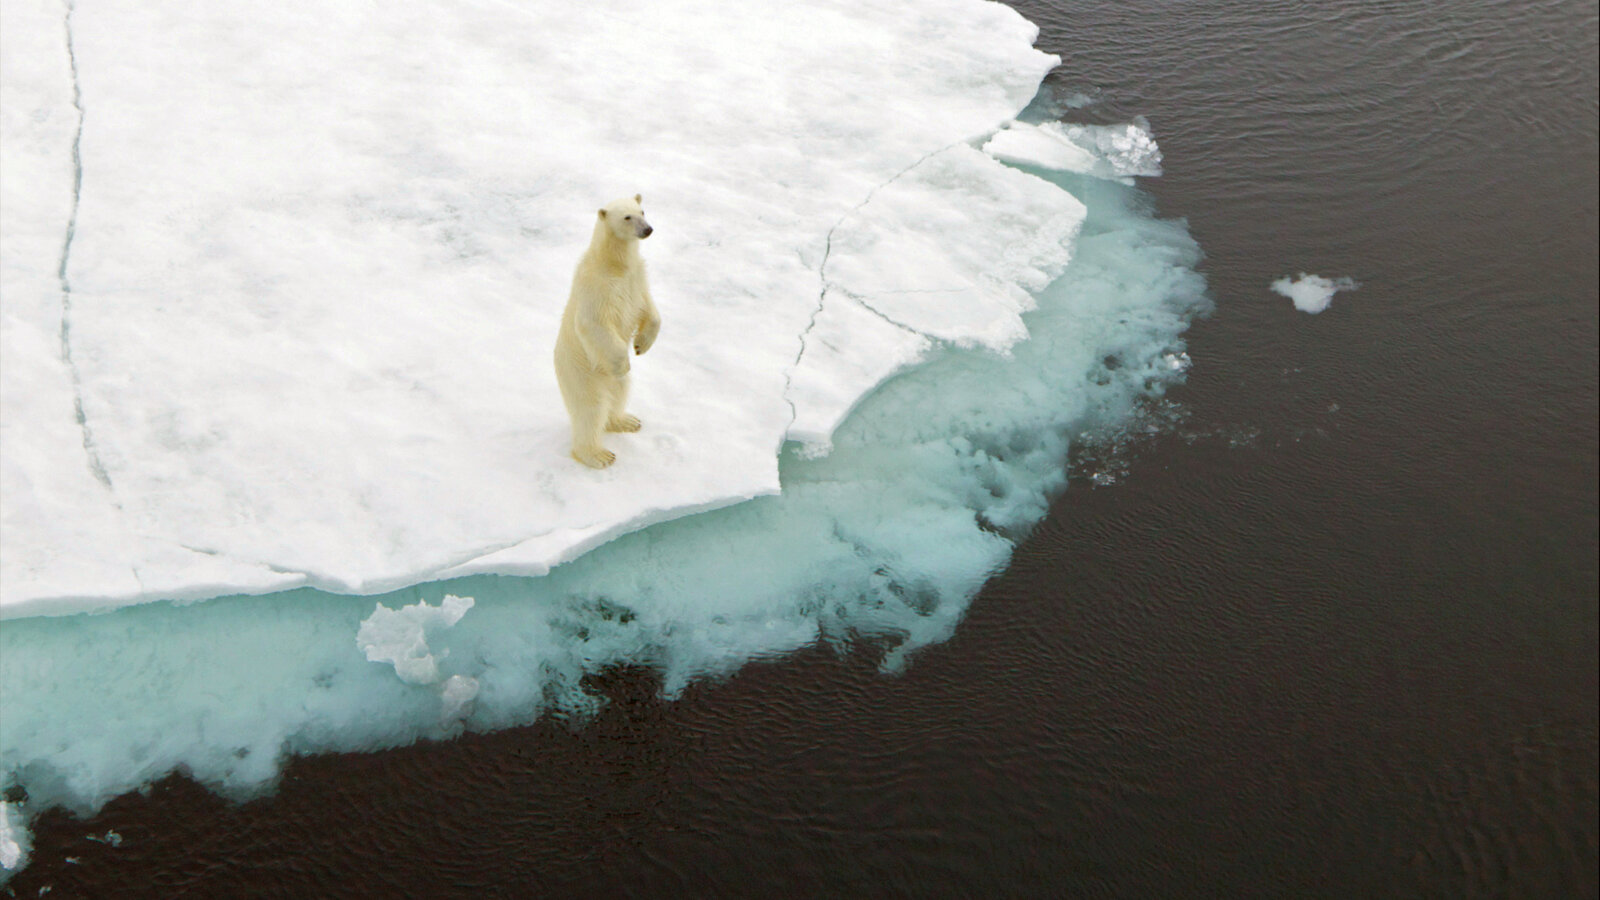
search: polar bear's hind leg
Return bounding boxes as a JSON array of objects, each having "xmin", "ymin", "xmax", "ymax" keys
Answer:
[
  {"xmin": 605, "ymin": 376, "xmax": 641, "ymax": 432},
  {"xmin": 568, "ymin": 399, "xmax": 615, "ymax": 469}
]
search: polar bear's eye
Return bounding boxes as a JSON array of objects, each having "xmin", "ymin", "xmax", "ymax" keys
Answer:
[{"xmin": 624, "ymin": 215, "xmax": 633, "ymax": 221}]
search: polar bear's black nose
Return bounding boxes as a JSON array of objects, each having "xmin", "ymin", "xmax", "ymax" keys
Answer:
[{"xmin": 641, "ymin": 225, "xmax": 653, "ymax": 238}]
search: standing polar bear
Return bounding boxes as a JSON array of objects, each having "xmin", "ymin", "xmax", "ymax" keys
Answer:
[{"xmin": 554, "ymin": 194, "xmax": 661, "ymax": 468}]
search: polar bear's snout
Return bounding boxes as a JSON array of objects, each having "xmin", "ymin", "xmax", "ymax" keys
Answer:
[{"xmin": 636, "ymin": 218, "xmax": 653, "ymax": 239}]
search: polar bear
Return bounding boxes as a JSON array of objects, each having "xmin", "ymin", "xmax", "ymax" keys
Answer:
[{"xmin": 554, "ymin": 194, "xmax": 661, "ymax": 468}]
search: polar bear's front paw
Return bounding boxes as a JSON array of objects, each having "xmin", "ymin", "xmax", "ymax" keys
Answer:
[
  {"xmin": 572, "ymin": 446, "xmax": 616, "ymax": 469},
  {"xmin": 606, "ymin": 413, "xmax": 642, "ymax": 433}
]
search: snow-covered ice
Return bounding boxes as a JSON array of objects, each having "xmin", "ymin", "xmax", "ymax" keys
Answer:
[
  {"xmin": 0, "ymin": 0, "xmax": 1209, "ymax": 877},
  {"xmin": 1, "ymin": 0, "xmax": 1062, "ymax": 615},
  {"xmin": 786, "ymin": 144, "xmax": 1087, "ymax": 446},
  {"xmin": 1272, "ymin": 273, "xmax": 1359, "ymax": 314}
]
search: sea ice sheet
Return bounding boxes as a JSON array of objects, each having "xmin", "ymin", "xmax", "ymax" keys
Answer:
[
  {"xmin": 0, "ymin": 0, "xmax": 1061, "ymax": 615},
  {"xmin": 0, "ymin": 0, "xmax": 1215, "ymax": 879}
]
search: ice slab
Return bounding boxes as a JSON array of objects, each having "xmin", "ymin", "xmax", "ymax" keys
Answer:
[
  {"xmin": 0, "ymin": 0, "xmax": 1061, "ymax": 615},
  {"xmin": 983, "ymin": 119, "xmax": 1164, "ymax": 180}
]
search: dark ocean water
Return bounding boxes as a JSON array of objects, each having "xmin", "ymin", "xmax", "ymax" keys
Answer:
[{"xmin": 11, "ymin": 0, "xmax": 1597, "ymax": 896}]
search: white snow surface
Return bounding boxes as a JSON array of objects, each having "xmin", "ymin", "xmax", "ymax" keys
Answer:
[
  {"xmin": 1271, "ymin": 273, "xmax": 1359, "ymax": 314},
  {"xmin": 0, "ymin": 0, "xmax": 1068, "ymax": 616}
]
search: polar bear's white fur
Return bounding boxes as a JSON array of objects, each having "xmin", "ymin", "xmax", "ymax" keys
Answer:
[{"xmin": 553, "ymin": 195, "xmax": 661, "ymax": 468}]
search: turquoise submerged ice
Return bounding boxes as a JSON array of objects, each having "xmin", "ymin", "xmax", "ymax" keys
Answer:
[{"xmin": 1, "ymin": 167, "xmax": 1205, "ymax": 871}]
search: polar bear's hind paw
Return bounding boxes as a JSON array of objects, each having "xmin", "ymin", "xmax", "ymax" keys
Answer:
[
  {"xmin": 606, "ymin": 414, "xmax": 642, "ymax": 433},
  {"xmin": 573, "ymin": 447, "xmax": 617, "ymax": 469}
]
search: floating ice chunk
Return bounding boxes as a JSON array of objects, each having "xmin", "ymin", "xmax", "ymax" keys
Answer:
[
  {"xmin": 0, "ymin": 801, "xmax": 26, "ymax": 872},
  {"xmin": 982, "ymin": 120, "xmax": 1163, "ymax": 180},
  {"xmin": 356, "ymin": 594, "xmax": 475, "ymax": 686},
  {"xmin": 1074, "ymin": 121, "xmax": 1164, "ymax": 177},
  {"xmin": 1271, "ymin": 273, "xmax": 1359, "ymax": 314}
]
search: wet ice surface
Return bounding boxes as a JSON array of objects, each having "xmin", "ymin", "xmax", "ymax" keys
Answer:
[{"xmin": 0, "ymin": 0, "xmax": 1208, "ymax": 878}]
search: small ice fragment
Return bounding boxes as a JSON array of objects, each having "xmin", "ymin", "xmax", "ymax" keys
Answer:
[
  {"xmin": 356, "ymin": 595, "xmax": 475, "ymax": 686},
  {"xmin": 1081, "ymin": 121, "xmax": 1164, "ymax": 177},
  {"xmin": 0, "ymin": 801, "xmax": 28, "ymax": 871},
  {"xmin": 1271, "ymin": 273, "xmax": 1359, "ymax": 314},
  {"xmin": 439, "ymin": 674, "xmax": 480, "ymax": 724}
]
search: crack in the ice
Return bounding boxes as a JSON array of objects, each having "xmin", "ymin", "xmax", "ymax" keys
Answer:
[
  {"xmin": 843, "ymin": 291, "xmax": 934, "ymax": 341},
  {"xmin": 782, "ymin": 143, "xmax": 961, "ymax": 432},
  {"xmin": 57, "ymin": 0, "xmax": 114, "ymax": 496}
]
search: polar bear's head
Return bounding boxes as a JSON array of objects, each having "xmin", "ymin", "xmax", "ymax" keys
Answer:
[{"xmin": 597, "ymin": 194, "xmax": 652, "ymax": 240}]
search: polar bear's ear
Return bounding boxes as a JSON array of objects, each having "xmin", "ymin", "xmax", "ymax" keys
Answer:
[
  {"xmin": 597, "ymin": 208, "xmax": 607, "ymax": 219},
  {"xmin": 634, "ymin": 194, "xmax": 642, "ymax": 204}
]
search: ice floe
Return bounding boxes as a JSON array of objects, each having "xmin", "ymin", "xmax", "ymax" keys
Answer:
[{"xmin": 0, "ymin": 0, "xmax": 1213, "ymax": 878}]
